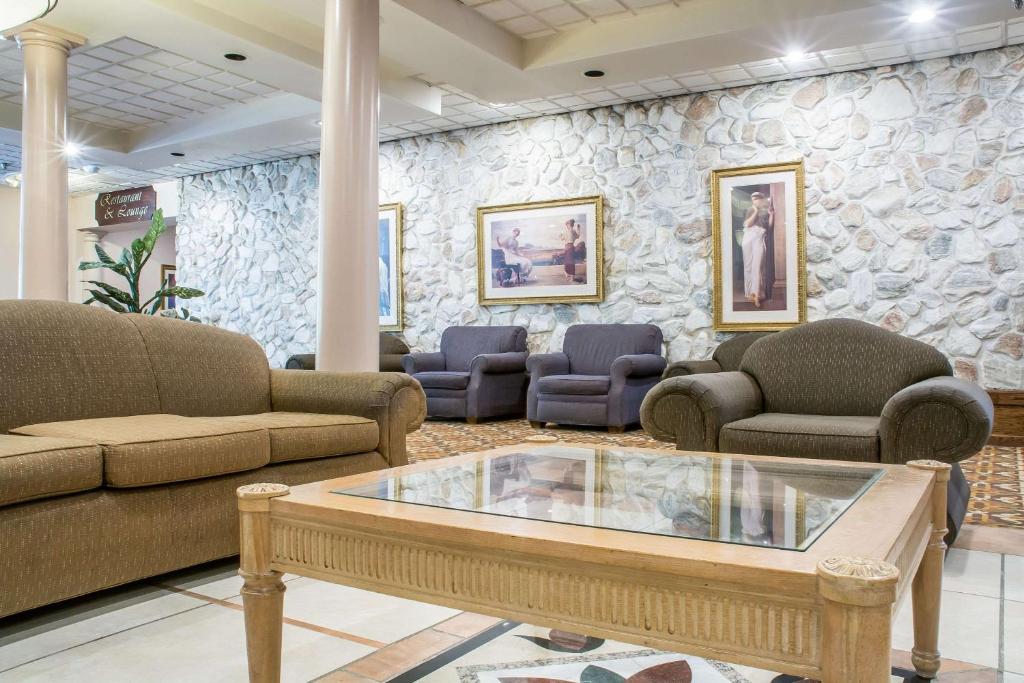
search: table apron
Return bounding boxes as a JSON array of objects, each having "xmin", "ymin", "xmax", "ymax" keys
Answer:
[{"xmin": 268, "ymin": 515, "xmax": 825, "ymax": 678}]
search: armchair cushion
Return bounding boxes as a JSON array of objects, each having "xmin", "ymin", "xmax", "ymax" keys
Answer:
[
  {"xmin": 663, "ymin": 359, "xmax": 722, "ymax": 380},
  {"xmin": 880, "ymin": 376, "xmax": 994, "ymax": 464},
  {"xmin": 0, "ymin": 435, "xmax": 102, "ymax": 507},
  {"xmin": 12, "ymin": 415, "xmax": 270, "ymax": 488},
  {"xmin": 720, "ymin": 414, "xmax": 881, "ymax": 463},
  {"xmin": 640, "ymin": 372, "xmax": 763, "ymax": 450},
  {"xmin": 217, "ymin": 412, "xmax": 379, "ymax": 463},
  {"xmin": 402, "ymin": 352, "xmax": 445, "ymax": 374},
  {"xmin": 537, "ymin": 374, "xmax": 611, "ymax": 396},
  {"xmin": 611, "ymin": 354, "xmax": 667, "ymax": 381},
  {"xmin": 269, "ymin": 370, "xmax": 426, "ymax": 467},
  {"xmin": 413, "ymin": 371, "xmax": 471, "ymax": 390},
  {"xmin": 470, "ymin": 351, "xmax": 528, "ymax": 375}
]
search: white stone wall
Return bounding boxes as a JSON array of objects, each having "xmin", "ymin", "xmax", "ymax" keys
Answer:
[{"xmin": 178, "ymin": 47, "xmax": 1024, "ymax": 387}]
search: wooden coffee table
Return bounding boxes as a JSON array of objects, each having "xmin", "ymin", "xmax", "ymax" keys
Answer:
[{"xmin": 236, "ymin": 443, "xmax": 949, "ymax": 683}]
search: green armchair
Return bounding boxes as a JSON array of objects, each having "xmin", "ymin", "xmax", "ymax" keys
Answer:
[{"xmin": 641, "ymin": 319, "xmax": 993, "ymax": 543}]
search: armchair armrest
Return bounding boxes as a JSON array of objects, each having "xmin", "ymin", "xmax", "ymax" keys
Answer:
[
  {"xmin": 402, "ymin": 352, "xmax": 445, "ymax": 374},
  {"xmin": 526, "ymin": 352, "xmax": 570, "ymax": 378},
  {"xmin": 470, "ymin": 351, "xmax": 528, "ymax": 375},
  {"xmin": 270, "ymin": 370, "xmax": 427, "ymax": 467},
  {"xmin": 662, "ymin": 359, "xmax": 722, "ymax": 380},
  {"xmin": 611, "ymin": 354, "xmax": 667, "ymax": 381},
  {"xmin": 640, "ymin": 372, "xmax": 763, "ymax": 451},
  {"xmin": 880, "ymin": 376, "xmax": 993, "ymax": 464}
]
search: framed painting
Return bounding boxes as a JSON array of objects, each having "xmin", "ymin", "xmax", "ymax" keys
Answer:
[
  {"xmin": 159, "ymin": 264, "xmax": 176, "ymax": 311},
  {"xmin": 711, "ymin": 161, "xmax": 806, "ymax": 331},
  {"xmin": 476, "ymin": 196, "xmax": 604, "ymax": 306},
  {"xmin": 378, "ymin": 203, "xmax": 403, "ymax": 331}
]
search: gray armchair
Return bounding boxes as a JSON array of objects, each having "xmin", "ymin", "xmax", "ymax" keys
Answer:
[
  {"xmin": 528, "ymin": 324, "xmax": 666, "ymax": 431},
  {"xmin": 662, "ymin": 332, "xmax": 774, "ymax": 379},
  {"xmin": 640, "ymin": 319, "xmax": 993, "ymax": 543},
  {"xmin": 284, "ymin": 333, "xmax": 410, "ymax": 372},
  {"xmin": 403, "ymin": 326, "xmax": 528, "ymax": 422}
]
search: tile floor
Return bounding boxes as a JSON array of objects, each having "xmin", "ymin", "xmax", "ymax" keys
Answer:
[{"xmin": 0, "ymin": 529, "xmax": 1020, "ymax": 682}]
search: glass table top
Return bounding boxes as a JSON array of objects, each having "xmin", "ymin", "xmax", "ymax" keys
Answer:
[{"xmin": 332, "ymin": 446, "xmax": 884, "ymax": 551}]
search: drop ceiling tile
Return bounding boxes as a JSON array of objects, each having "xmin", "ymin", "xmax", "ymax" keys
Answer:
[
  {"xmin": 551, "ymin": 94, "xmax": 589, "ymax": 106},
  {"xmin": 511, "ymin": 0, "xmax": 562, "ymax": 11},
  {"xmin": 206, "ymin": 71, "xmax": 250, "ymax": 87},
  {"xmin": 105, "ymin": 38, "xmax": 156, "ymax": 56},
  {"xmin": 79, "ymin": 72, "xmax": 120, "ymax": 87},
  {"xmin": 575, "ymin": 0, "xmax": 628, "ymax": 18},
  {"xmin": 135, "ymin": 73, "xmax": 176, "ymax": 89},
  {"xmin": 237, "ymin": 81, "xmax": 276, "ymax": 96},
  {"xmin": 620, "ymin": 0, "xmax": 671, "ymax": 8},
  {"xmin": 167, "ymin": 83, "xmax": 205, "ymax": 98},
  {"xmin": 501, "ymin": 15, "xmax": 549, "ymax": 34},
  {"xmin": 84, "ymin": 46, "xmax": 133, "ymax": 62},
  {"xmin": 908, "ymin": 35, "xmax": 956, "ymax": 55},
  {"xmin": 191, "ymin": 91, "xmax": 232, "ymax": 106},
  {"xmin": 101, "ymin": 64, "xmax": 145, "ymax": 81},
  {"xmin": 111, "ymin": 81, "xmax": 153, "ymax": 95},
  {"xmin": 152, "ymin": 68, "xmax": 194, "ymax": 83},
  {"xmin": 475, "ymin": 1, "xmax": 525, "ymax": 22},
  {"xmin": 145, "ymin": 51, "xmax": 191, "ymax": 68},
  {"xmin": 522, "ymin": 28, "xmax": 558, "ymax": 38},
  {"xmin": 177, "ymin": 62, "xmax": 221, "ymax": 78},
  {"xmin": 536, "ymin": 4, "xmax": 585, "ymax": 25},
  {"xmin": 640, "ymin": 77, "xmax": 680, "ymax": 93},
  {"xmin": 609, "ymin": 83, "xmax": 649, "ymax": 96},
  {"xmin": 862, "ymin": 41, "xmax": 908, "ymax": 62}
]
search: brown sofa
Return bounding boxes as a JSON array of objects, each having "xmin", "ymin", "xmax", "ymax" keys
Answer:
[
  {"xmin": 662, "ymin": 332, "xmax": 773, "ymax": 379},
  {"xmin": 640, "ymin": 319, "xmax": 993, "ymax": 544},
  {"xmin": 0, "ymin": 300, "xmax": 426, "ymax": 618}
]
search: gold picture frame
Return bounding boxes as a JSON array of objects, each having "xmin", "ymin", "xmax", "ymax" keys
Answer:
[
  {"xmin": 476, "ymin": 195, "xmax": 604, "ymax": 306},
  {"xmin": 379, "ymin": 202, "xmax": 404, "ymax": 332},
  {"xmin": 711, "ymin": 161, "xmax": 807, "ymax": 331}
]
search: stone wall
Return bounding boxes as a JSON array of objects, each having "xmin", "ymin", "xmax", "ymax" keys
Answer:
[{"xmin": 178, "ymin": 46, "xmax": 1024, "ymax": 387}]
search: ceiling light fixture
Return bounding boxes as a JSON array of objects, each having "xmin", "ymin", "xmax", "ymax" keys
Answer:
[
  {"xmin": 583, "ymin": 69, "xmax": 605, "ymax": 78},
  {"xmin": 488, "ymin": 102, "xmax": 510, "ymax": 107},
  {"xmin": 908, "ymin": 7, "xmax": 936, "ymax": 22},
  {"xmin": 64, "ymin": 141, "xmax": 82, "ymax": 157},
  {"xmin": 784, "ymin": 50, "xmax": 808, "ymax": 62},
  {"xmin": 224, "ymin": 52, "xmax": 247, "ymax": 62},
  {"xmin": 0, "ymin": 0, "xmax": 58, "ymax": 34}
]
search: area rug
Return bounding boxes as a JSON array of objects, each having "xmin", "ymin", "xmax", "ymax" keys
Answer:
[
  {"xmin": 407, "ymin": 419, "xmax": 1024, "ymax": 530},
  {"xmin": 388, "ymin": 622, "xmax": 921, "ymax": 683}
]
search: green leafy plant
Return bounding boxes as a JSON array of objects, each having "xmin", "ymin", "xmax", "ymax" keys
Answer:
[{"xmin": 78, "ymin": 208, "xmax": 204, "ymax": 321}]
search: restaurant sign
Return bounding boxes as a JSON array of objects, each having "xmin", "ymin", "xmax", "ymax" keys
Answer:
[{"xmin": 95, "ymin": 185, "xmax": 157, "ymax": 226}]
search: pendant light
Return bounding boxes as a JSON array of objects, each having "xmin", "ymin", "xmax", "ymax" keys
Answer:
[{"xmin": 0, "ymin": 0, "xmax": 59, "ymax": 34}]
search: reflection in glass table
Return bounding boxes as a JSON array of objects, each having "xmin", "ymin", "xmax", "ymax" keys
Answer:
[{"xmin": 333, "ymin": 446, "xmax": 882, "ymax": 551}]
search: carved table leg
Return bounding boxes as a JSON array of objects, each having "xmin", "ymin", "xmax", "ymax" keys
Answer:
[
  {"xmin": 907, "ymin": 460, "xmax": 952, "ymax": 679},
  {"xmin": 237, "ymin": 483, "xmax": 291, "ymax": 683},
  {"xmin": 817, "ymin": 556, "xmax": 899, "ymax": 683}
]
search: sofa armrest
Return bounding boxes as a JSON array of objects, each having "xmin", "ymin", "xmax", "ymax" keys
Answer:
[
  {"xmin": 526, "ymin": 352, "xmax": 570, "ymax": 378},
  {"xmin": 640, "ymin": 372, "xmax": 763, "ymax": 451},
  {"xmin": 470, "ymin": 351, "xmax": 528, "ymax": 375},
  {"xmin": 270, "ymin": 370, "xmax": 426, "ymax": 467},
  {"xmin": 880, "ymin": 376, "xmax": 993, "ymax": 465},
  {"xmin": 402, "ymin": 352, "xmax": 445, "ymax": 374},
  {"xmin": 611, "ymin": 354, "xmax": 667, "ymax": 381},
  {"xmin": 662, "ymin": 359, "xmax": 722, "ymax": 380}
]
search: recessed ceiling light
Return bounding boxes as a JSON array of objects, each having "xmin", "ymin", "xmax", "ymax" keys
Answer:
[
  {"xmin": 784, "ymin": 50, "xmax": 808, "ymax": 62},
  {"xmin": 224, "ymin": 52, "xmax": 247, "ymax": 61},
  {"xmin": 488, "ymin": 102, "xmax": 510, "ymax": 107},
  {"xmin": 64, "ymin": 141, "xmax": 82, "ymax": 156},
  {"xmin": 315, "ymin": 119, "xmax": 322, "ymax": 126},
  {"xmin": 170, "ymin": 152, "xmax": 185, "ymax": 157},
  {"xmin": 908, "ymin": 7, "xmax": 936, "ymax": 22},
  {"xmin": 583, "ymin": 69, "xmax": 605, "ymax": 78}
]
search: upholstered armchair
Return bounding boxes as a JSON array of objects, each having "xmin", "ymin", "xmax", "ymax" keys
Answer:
[
  {"xmin": 285, "ymin": 333, "xmax": 411, "ymax": 372},
  {"xmin": 528, "ymin": 324, "xmax": 666, "ymax": 431},
  {"xmin": 403, "ymin": 326, "xmax": 528, "ymax": 423},
  {"xmin": 662, "ymin": 332, "xmax": 774, "ymax": 379},
  {"xmin": 640, "ymin": 319, "xmax": 993, "ymax": 543}
]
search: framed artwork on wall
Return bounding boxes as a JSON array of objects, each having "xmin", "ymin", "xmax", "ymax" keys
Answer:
[
  {"xmin": 476, "ymin": 196, "xmax": 604, "ymax": 306},
  {"xmin": 711, "ymin": 161, "xmax": 806, "ymax": 331},
  {"xmin": 379, "ymin": 203, "xmax": 404, "ymax": 331},
  {"xmin": 159, "ymin": 264, "xmax": 177, "ymax": 311}
]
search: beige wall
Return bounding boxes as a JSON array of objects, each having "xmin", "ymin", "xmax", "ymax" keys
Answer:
[{"xmin": 0, "ymin": 186, "xmax": 19, "ymax": 299}]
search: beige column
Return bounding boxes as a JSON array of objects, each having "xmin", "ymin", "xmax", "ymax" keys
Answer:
[
  {"xmin": 316, "ymin": 0, "xmax": 380, "ymax": 371},
  {"xmin": 12, "ymin": 24, "xmax": 83, "ymax": 300},
  {"xmin": 76, "ymin": 228, "xmax": 107, "ymax": 304}
]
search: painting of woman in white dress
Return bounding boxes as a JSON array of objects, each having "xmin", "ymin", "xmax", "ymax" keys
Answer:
[
  {"xmin": 711, "ymin": 162, "xmax": 806, "ymax": 331},
  {"xmin": 477, "ymin": 196, "xmax": 604, "ymax": 305}
]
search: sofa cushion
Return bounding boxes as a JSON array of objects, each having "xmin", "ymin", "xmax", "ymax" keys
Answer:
[
  {"xmin": 218, "ymin": 412, "xmax": 379, "ymax": 463},
  {"xmin": 537, "ymin": 374, "xmax": 611, "ymax": 396},
  {"xmin": 719, "ymin": 413, "xmax": 881, "ymax": 463},
  {"xmin": 0, "ymin": 435, "xmax": 103, "ymax": 507},
  {"xmin": 413, "ymin": 371, "xmax": 471, "ymax": 390},
  {"xmin": 12, "ymin": 415, "xmax": 270, "ymax": 488}
]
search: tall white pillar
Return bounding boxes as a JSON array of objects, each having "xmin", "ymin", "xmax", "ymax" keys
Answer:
[
  {"xmin": 13, "ymin": 24, "xmax": 83, "ymax": 300},
  {"xmin": 316, "ymin": 0, "xmax": 380, "ymax": 372}
]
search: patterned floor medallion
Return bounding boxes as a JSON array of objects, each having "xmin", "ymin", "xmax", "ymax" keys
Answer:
[{"xmin": 408, "ymin": 420, "xmax": 1024, "ymax": 529}]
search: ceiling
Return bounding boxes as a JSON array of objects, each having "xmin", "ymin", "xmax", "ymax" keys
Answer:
[{"xmin": 0, "ymin": 0, "xmax": 1020, "ymax": 195}]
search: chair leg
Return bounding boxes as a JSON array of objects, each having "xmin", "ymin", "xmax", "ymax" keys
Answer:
[
  {"xmin": 529, "ymin": 421, "xmax": 544, "ymax": 429},
  {"xmin": 607, "ymin": 425, "xmax": 625, "ymax": 434}
]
